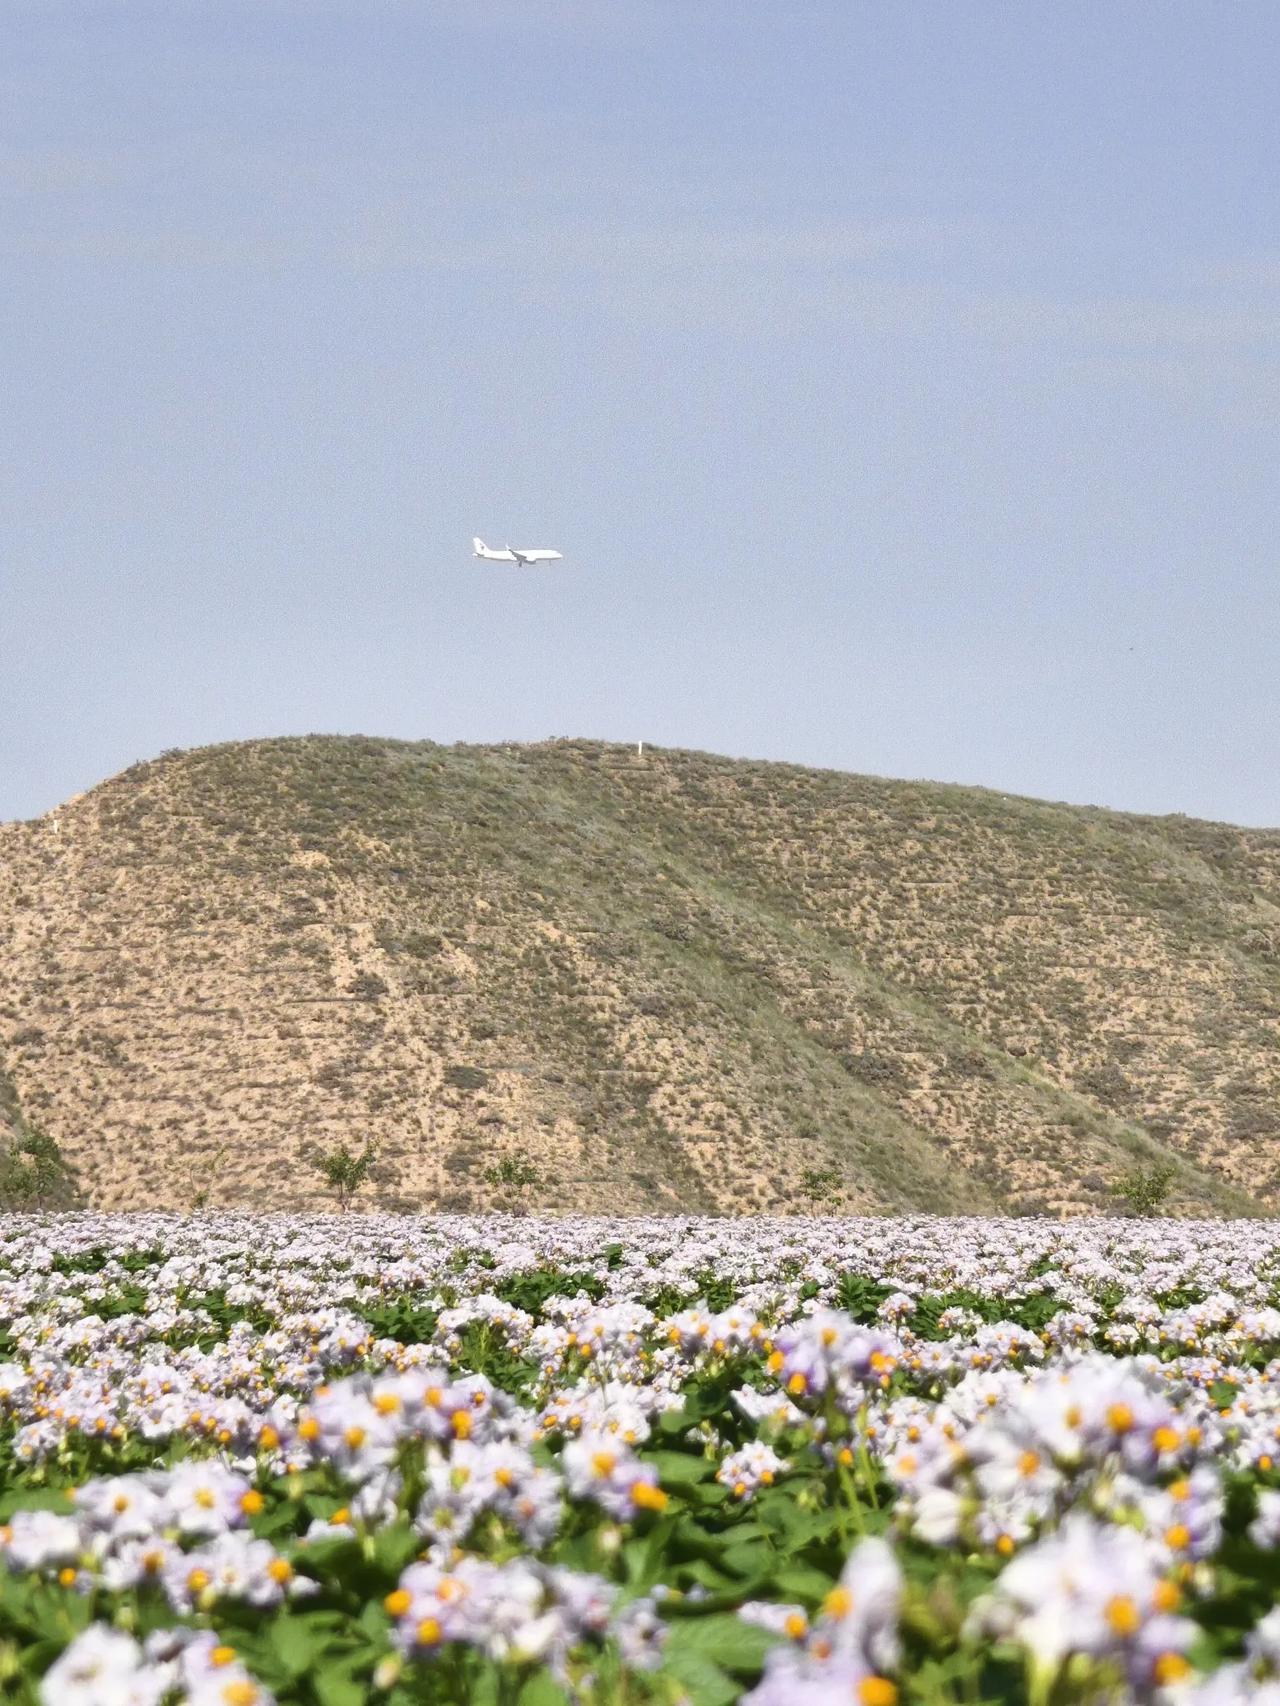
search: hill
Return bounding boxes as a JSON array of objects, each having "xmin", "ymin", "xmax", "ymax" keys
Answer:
[{"xmin": 1, "ymin": 736, "xmax": 1278, "ymax": 1216}]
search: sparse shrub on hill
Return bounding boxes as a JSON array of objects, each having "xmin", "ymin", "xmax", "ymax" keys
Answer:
[
  {"xmin": 0, "ymin": 1122, "xmax": 78, "ymax": 1209},
  {"xmin": 182, "ymin": 1144, "xmax": 229, "ymax": 1213},
  {"xmin": 483, "ymin": 1149, "xmax": 541, "ymax": 1208},
  {"xmin": 1110, "ymin": 1161, "xmax": 1177, "ymax": 1217},
  {"xmin": 309, "ymin": 1139, "xmax": 380, "ymax": 1212},
  {"xmin": 0, "ymin": 1061, "xmax": 79, "ymax": 1209},
  {"xmin": 798, "ymin": 1165, "xmax": 846, "ymax": 1209},
  {"xmin": 445, "ymin": 1064, "xmax": 489, "ymax": 1092}
]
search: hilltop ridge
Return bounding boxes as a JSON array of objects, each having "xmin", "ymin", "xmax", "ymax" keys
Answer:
[{"xmin": 1, "ymin": 735, "xmax": 1277, "ymax": 1216}]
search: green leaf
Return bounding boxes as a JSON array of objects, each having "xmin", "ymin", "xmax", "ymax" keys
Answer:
[
  {"xmin": 643, "ymin": 1449, "xmax": 716, "ymax": 1486},
  {"xmin": 517, "ymin": 1672, "xmax": 573, "ymax": 1706},
  {"xmin": 314, "ymin": 1657, "xmax": 373, "ymax": 1706},
  {"xmin": 663, "ymin": 1611, "xmax": 779, "ymax": 1676},
  {"xmin": 718, "ymin": 1539, "xmax": 774, "ymax": 1580},
  {"xmin": 769, "ymin": 1563, "xmax": 837, "ymax": 1602},
  {"xmin": 0, "ymin": 1488, "xmax": 76, "ymax": 1522},
  {"xmin": 683, "ymin": 1482, "xmax": 732, "ymax": 1509},
  {"xmin": 271, "ymin": 1611, "xmax": 339, "ymax": 1678},
  {"xmin": 621, "ymin": 1514, "xmax": 678, "ymax": 1588},
  {"xmin": 657, "ymin": 1404, "xmax": 696, "ymax": 1436},
  {"xmin": 357, "ymin": 1598, "xmax": 389, "ymax": 1642},
  {"xmin": 372, "ymin": 1523, "xmax": 422, "ymax": 1577},
  {"xmin": 661, "ymin": 1648, "xmax": 741, "ymax": 1706},
  {"xmin": 675, "ymin": 1558, "xmax": 741, "ymax": 1593}
]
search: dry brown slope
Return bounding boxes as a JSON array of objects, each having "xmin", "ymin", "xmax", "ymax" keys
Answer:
[{"xmin": 0, "ymin": 736, "xmax": 1271, "ymax": 1216}]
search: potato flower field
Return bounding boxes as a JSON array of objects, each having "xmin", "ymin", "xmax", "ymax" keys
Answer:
[{"xmin": 5, "ymin": 1216, "xmax": 1280, "ymax": 1704}]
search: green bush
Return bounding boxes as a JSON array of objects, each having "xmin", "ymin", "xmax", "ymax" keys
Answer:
[
  {"xmin": 310, "ymin": 1140, "xmax": 380, "ymax": 1212},
  {"xmin": 0, "ymin": 1124, "xmax": 78, "ymax": 1210},
  {"xmin": 1110, "ymin": 1161, "xmax": 1176, "ymax": 1217}
]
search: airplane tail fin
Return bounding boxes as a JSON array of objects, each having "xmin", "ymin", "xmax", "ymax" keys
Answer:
[{"xmin": 472, "ymin": 537, "xmax": 486, "ymax": 555}]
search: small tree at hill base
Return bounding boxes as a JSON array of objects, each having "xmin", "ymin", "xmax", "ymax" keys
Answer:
[
  {"xmin": 798, "ymin": 1166, "xmax": 845, "ymax": 1209},
  {"xmin": 312, "ymin": 1140, "xmax": 379, "ymax": 1212},
  {"xmin": 184, "ymin": 1145, "xmax": 229, "ymax": 1214},
  {"xmin": 0, "ymin": 1125, "xmax": 77, "ymax": 1210},
  {"xmin": 483, "ymin": 1150, "xmax": 539, "ymax": 1207},
  {"xmin": 1111, "ymin": 1161, "xmax": 1176, "ymax": 1217}
]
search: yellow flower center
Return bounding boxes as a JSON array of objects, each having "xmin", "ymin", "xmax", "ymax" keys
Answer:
[
  {"xmin": 631, "ymin": 1482, "xmax": 668, "ymax": 1512},
  {"xmin": 822, "ymin": 1586, "xmax": 853, "ymax": 1619},
  {"xmin": 1152, "ymin": 1580, "xmax": 1180, "ymax": 1613},
  {"xmin": 1105, "ymin": 1595, "xmax": 1140, "ymax": 1637},
  {"xmin": 1153, "ymin": 1653, "xmax": 1191, "ymax": 1685}
]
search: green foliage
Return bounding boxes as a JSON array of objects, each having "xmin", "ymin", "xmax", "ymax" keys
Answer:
[
  {"xmin": 0, "ymin": 1123, "xmax": 77, "ymax": 1210},
  {"xmin": 1111, "ymin": 1161, "xmax": 1177, "ymax": 1217},
  {"xmin": 493, "ymin": 1267, "xmax": 606, "ymax": 1316},
  {"xmin": 354, "ymin": 1294, "xmax": 440, "ymax": 1345},
  {"xmin": 798, "ymin": 1165, "xmax": 844, "ymax": 1207},
  {"xmin": 483, "ymin": 1151, "xmax": 540, "ymax": 1192},
  {"xmin": 311, "ymin": 1140, "xmax": 380, "ymax": 1212}
]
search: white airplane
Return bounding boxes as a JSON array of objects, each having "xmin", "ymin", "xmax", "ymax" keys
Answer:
[{"xmin": 472, "ymin": 536, "xmax": 563, "ymax": 566}]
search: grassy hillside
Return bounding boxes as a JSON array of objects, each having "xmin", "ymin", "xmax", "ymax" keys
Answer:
[{"xmin": 0, "ymin": 736, "xmax": 1276, "ymax": 1216}]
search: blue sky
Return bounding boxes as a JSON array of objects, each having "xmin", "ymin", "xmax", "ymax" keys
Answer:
[{"xmin": 4, "ymin": 1, "xmax": 1279, "ymax": 823}]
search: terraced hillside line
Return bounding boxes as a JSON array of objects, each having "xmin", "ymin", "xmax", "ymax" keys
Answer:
[{"xmin": 0, "ymin": 735, "xmax": 1277, "ymax": 1214}]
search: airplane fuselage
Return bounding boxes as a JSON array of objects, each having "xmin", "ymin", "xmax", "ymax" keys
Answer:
[{"xmin": 472, "ymin": 537, "xmax": 563, "ymax": 565}]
